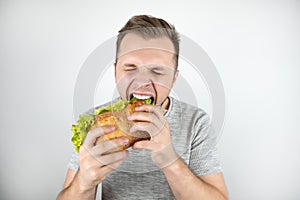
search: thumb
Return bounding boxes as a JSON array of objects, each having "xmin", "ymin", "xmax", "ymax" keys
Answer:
[{"xmin": 133, "ymin": 140, "xmax": 157, "ymax": 151}]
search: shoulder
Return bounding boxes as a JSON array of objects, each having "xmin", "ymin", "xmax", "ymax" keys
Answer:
[{"xmin": 167, "ymin": 96, "xmax": 210, "ymax": 128}]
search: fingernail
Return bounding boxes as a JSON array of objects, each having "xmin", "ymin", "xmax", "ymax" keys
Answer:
[
  {"xmin": 123, "ymin": 138, "xmax": 128, "ymax": 144},
  {"xmin": 135, "ymin": 106, "xmax": 141, "ymax": 111},
  {"xmin": 133, "ymin": 143, "xmax": 139, "ymax": 149}
]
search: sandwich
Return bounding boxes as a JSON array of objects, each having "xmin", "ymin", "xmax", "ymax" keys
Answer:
[{"xmin": 71, "ymin": 97, "xmax": 153, "ymax": 152}]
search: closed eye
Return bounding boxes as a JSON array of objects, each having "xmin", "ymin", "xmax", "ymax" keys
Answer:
[
  {"xmin": 151, "ymin": 69, "xmax": 164, "ymax": 75},
  {"xmin": 123, "ymin": 64, "xmax": 137, "ymax": 71},
  {"xmin": 151, "ymin": 67, "xmax": 166, "ymax": 75}
]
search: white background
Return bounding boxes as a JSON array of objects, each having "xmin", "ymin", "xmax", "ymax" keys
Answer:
[{"xmin": 1, "ymin": 0, "xmax": 300, "ymax": 199}]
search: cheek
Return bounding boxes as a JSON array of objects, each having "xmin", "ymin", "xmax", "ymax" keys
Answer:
[
  {"xmin": 152, "ymin": 76, "xmax": 174, "ymax": 89},
  {"xmin": 115, "ymin": 69, "xmax": 128, "ymax": 84},
  {"xmin": 116, "ymin": 73, "xmax": 133, "ymax": 85},
  {"xmin": 115, "ymin": 69, "xmax": 123, "ymax": 82},
  {"xmin": 115, "ymin": 71, "xmax": 125, "ymax": 93},
  {"xmin": 154, "ymin": 83, "xmax": 172, "ymax": 97},
  {"xmin": 115, "ymin": 72, "xmax": 135, "ymax": 96},
  {"xmin": 154, "ymin": 84, "xmax": 171, "ymax": 104}
]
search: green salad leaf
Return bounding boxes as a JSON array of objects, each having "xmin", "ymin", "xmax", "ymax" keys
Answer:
[
  {"xmin": 130, "ymin": 97, "xmax": 153, "ymax": 105},
  {"xmin": 144, "ymin": 98, "xmax": 152, "ymax": 105},
  {"xmin": 71, "ymin": 114, "xmax": 94, "ymax": 152},
  {"xmin": 94, "ymin": 99, "xmax": 129, "ymax": 115}
]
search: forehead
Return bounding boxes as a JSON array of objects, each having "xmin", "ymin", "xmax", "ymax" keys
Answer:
[{"xmin": 118, "ymin": 33, "xmax": 175, "ymax": 58}]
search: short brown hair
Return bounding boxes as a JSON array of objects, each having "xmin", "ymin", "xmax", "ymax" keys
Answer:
[{"xmin": 116, "ymin": 15, "xmax": 180, "ymax": 68}]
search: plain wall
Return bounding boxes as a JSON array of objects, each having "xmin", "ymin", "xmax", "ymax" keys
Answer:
[{"xmin": 0, "ymin": 0, "xmax": 299, "ymax": 199}]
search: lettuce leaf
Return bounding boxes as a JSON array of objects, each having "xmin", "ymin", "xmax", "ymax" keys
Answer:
[
  {"xmin": 94, "ymin": 99, "xmax": 129, "ymax": 115},
  {"xmin": 71, "ymin": 114, "xmax": 94, "ymax": 152},
  {"xmin": 130, "ymin": 97, "xmax": 153, "ymax": 105},
  {"xmin": 144, "ymin": 98, "xmax": 152, "ymax": 105}
]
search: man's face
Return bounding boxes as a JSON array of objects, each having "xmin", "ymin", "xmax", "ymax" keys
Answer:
[{"xmin": 115, "ymin": 33, "xmax": 178, "ymax": 105}]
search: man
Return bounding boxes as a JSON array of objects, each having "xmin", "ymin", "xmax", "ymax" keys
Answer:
[{"xmin": 57, "ymin": 15, "xmax": 228, "ymax": 199}]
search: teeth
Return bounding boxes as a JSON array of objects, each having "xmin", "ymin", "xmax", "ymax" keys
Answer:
[{"xmin": 133, "ymin": 94, "xmax": 152, "ymax": 100}]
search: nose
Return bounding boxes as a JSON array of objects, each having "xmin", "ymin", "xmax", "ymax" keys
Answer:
[{"xmin": 134, "ymin": 66, "xmax": 153, "ymax": 88}]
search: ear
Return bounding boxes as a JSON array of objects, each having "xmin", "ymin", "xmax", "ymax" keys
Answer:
[
  {"xmin": 172, "ymin": 70, "xmax": 179, "ymax": 86},
  {"xmin": 114, "ymin": 62, "xmax": 117, "ymax": 83}
]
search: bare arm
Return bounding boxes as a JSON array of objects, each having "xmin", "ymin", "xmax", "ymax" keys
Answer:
[
  {"xmin": 131, "ymin": 104, "xmax": 228, "ymax": 199},
  {"xmin": 57, "ymin": 126, "xmax": 129, "ymax": 200},
  {"xmin": 162, "ymin": 159, "xmax": 228, "ymax": 200},
  {"xmin": 57, "ymin": 169, "xmax": 98, "ymax": 200}
]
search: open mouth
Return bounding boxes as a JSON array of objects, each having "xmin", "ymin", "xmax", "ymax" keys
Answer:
[{"xmin": 130, "ymin": 93, "xmax": 154, "ymax": 104}]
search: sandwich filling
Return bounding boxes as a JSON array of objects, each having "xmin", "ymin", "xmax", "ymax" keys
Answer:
[{"xmin": 71, "ymin": 97, "xmax": 153, "ymax": 152}]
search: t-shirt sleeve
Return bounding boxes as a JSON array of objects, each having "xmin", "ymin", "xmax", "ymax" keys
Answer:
[
  {"xmin": 188, "ymin": 113, "xmax": 223, "ymax": 176},
  {"xmin": 67, "ymin": 150, "xmax": 80, "ymax": 171}
]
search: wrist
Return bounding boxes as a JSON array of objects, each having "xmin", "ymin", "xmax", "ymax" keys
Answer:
[
  {"xmin": 153, "ymin": 145, "xmax": 179, "ymax": 169},
  {"xmin": 162, "ymin": 157, "xmax": 182, "ymax": 174},
  {"xmin": 73, "ymin": 170, "xmax": 97, "ymax": 194}
]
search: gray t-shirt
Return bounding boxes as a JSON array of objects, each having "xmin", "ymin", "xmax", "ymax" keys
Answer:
[{"xmin": 68, "ymin": 96, "xmax": 222, "ymax": 199}]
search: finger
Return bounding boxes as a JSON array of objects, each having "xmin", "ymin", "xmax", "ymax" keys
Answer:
[
  {"xmin": 128, "ymin": 111, "xmax": 153, "ymax": 122},
  {"xmin": 133, "ymin": 141, "xmax": 178, "ymax": 168},
  {"xmin": 133, "ymin": 140, "xmax": 157, "ymax": 151},
  {"xmin": 99, "ymin": 159, "xmax": 124, "ymax": 178},
  {"xmin": 95, "ymin": 150, "xmax": 128, "ymax": 166},
  {"xmin": 135, "ymin": 104, "xmax": 164, "ymax": 118},
  {"xmin": 130, "ymin": 105, "xmax": 166, "ymax": 129},
  {"xmin": 84, "ymin": 126, "xmax": 115, "ymax": 148},
  {"xmin": 130, "ymin": 122, "xmax": 159, "ymax": 137},
  {"xmin": 92, "ymin": 137, "xmax": 129, "ymax": 155},
  {"xmin": 130, "ymin": 112, "xmax": 165, "ymax": 133},
  {"xmin": 128, "ymin": 112, "xmax": 163, "ymax": 129}
]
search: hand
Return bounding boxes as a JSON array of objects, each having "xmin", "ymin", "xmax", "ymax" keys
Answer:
[
  {"xmin": 75, "ymin": 126, "xmax": 129, "ymax": 191},
  {"xmin": 129, "ymin": 105, "xmax": 178, "ymax": 168}
]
